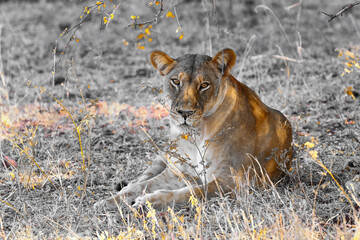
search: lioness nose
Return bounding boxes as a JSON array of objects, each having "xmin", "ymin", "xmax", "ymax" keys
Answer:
[{"xmin": 177, "ymin": 110, "xmax": 195, "ymax": 119}]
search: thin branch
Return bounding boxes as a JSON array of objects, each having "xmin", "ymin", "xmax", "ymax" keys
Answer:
[
  {"xmin": 55, "ymin": 0, "xmax": 124, "ymax": 66},
  {"xmin": 322, "ymin": 1, "xmax": 360, "ymax": 22},
  {"xmin": 54, "ymin": 2, "xmax": 99, "ymax": 66},
  {"xmin": 127, "ymin": 0, "xmax": 164, "ymax": 29}
]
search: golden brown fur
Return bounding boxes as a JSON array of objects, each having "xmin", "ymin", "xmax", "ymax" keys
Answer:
[{"xmin": 95, "ymin": 49, "xmax": 293, "ymax": 209}]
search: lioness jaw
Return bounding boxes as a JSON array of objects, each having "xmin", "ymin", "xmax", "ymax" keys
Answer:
[{"xmin": 95, "ymin": 49, "xmax": 293, "ymax": 209}]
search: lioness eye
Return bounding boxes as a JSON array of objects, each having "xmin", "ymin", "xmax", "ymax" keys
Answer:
[
  {"xmin": 200, "ymin": 82, "xmax": 210, "ymax": 90},
  {"xmin": 171, "ymin": 78, "xmax": 180, "ymax": 86}
]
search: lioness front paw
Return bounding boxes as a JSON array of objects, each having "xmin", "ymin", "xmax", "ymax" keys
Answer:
[
  {"xmin": 133, "ymin": 195, "xmax": 147, "ymax": 208},
  {"xmin": 133, "ymin": 191, "xmax": 169, "ymax": 208},
  {"xmin": 95, "ymin": 187, "xmax": 140, "ymax": 210}
]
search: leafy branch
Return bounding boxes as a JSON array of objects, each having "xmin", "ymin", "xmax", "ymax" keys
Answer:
[{"xmin": 128, "ymin": 0, "xmax": 164, "ymax": 29}]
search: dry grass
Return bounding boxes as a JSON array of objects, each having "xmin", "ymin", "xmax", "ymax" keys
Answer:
[{"xmin": 0, "ymin": 0, "xmax": 360, "ymax": 239}]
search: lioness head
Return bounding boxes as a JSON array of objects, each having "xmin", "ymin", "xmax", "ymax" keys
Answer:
[{"xmin": 150, "ymin": 49, "xmax": 236, "ymax": 129}]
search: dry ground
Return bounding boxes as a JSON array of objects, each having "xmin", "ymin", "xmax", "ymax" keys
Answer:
[{"xmin": 0, "ymin": 0, "xmax": 360, "ymax": 239}]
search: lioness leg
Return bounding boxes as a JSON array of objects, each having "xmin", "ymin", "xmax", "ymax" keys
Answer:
[
  {"xmin": 115, "ymin": 157, "xmax": 167, "ymax": 191},
  {"xmin": 133, "ymin": 179, "xmax": 227, "ymax": 207},
  {"xmin": 128, "ymin": 157, "xmax": 167, "ymax": 185},
  {"xmin": 95, "ymin": 166, "xmax": 187, "ymax": 209}
]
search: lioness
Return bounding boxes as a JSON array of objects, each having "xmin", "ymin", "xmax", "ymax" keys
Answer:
[{"xmin": 95, "ymin": 49, "xmax": 293, "ymax": 208}]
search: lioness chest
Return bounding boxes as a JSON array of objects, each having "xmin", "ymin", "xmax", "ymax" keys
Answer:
[{"xmin": 169, "ymin": 124, "xmax": 214, "ymax": 183}]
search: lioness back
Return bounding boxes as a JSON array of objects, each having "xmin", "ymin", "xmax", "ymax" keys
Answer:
[{"xmin": 95, "ymin": 49, "xmax": 293, "ymax": 209}]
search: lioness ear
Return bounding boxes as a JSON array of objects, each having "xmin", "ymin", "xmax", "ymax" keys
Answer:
[
  {"xmin": 211, "ymin": 49, "xmax": 236, "ymax": 76},
  {"xmin": 150, "ymin": 50, "xmax": 176, "ymax": 76}
]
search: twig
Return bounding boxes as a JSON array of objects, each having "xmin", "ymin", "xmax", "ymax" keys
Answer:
[
  {"xmin": 128, "ymin": 0, "xmax": 164, "ymax": 29},
  {"xmin": 0, "ymin": 198, "xmax": 24, "ymax": 217},
  {"xmin": 0, "ymin": 24, "xmax": 9, "ymax": 104},
  {"xmin": 173, "ymin": 6, "xmax": 183, "ymax": 35},
  {"xmin": 55, "ymin": 5, "xmax": 97, "ymax": 66},
  {"xmin": 255, "ymin": 5, "xmax": 294, "ymax": 53},
  {"xmin": 201, "ymin": 0, "xmax": 212, "ymax": 56},
  {"xmin": 55, "ymin": 1, "xmax": 123, "ymax": 66},
  {"xmin": 322, "ymin": 1, "xmax": 360, "ymax": 22}
]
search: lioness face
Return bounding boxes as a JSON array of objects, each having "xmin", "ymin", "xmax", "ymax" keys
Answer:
[
  {"xmin": 165, "ymin": 55, "xmax": 220, "ymax": 128},
  {"xmin": 150, "ymin": 50, "xmax": 236, "ymax": 129}
]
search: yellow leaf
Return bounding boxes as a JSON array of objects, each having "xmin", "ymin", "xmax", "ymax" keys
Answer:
[
  {"xmin": 345, "ymin": 87, "xmax": 356, "ymax": 100},
  {"xmin": 179, "ymin": 34, "xmax": 184, "ymax": 40},
  {"xmin": 309, "ymin": 150, "xmax": 318, "ymax": 159},
  {"xmin": 321, "ymin": 182, "xmax": 330, "ymax": 189},
  {"xmin": 189, "ymin": 195, "xmax": 198, "ymax": 206},
  {"xmin": 137, "ymin": 43, "xmax": 145, "ymax": 50},
  {"xmin": 146, "ymin": 201, "xmax": 153, "ymax": 209},
  {"xmin": 148, "ymin": 38, "xmax": 152, "ymax": 42},
  {"xmin": 123, "ymin": 39, "xmax": 129, "ymax": 46},
  {"xmin": 65, "ymin": 161, "xmax": 70, "ymax": 168},
  {"xmin": 145, "ymin": 28, "xmax": 151, "ymax": 35},
  {"xmin": 166, "ymin": 11, "xmax": 175, "ymax": 18},
  {"xmin": 337, "ymin": 49, "xmax": 343, "ymax": 57},
  {"xmin": 304, "ymin": 142, "xmax": 315, "ymax": 149},
  {"xmin": 110, "ymin": 13, "xmax": 114, "ymax": 19},
  {"xmin": 96, "ymin": 1, "xmax": 102, "ymax": 5},
  {"xmin": 9, "ymin": 172, "xmax": 15, "ymax": 180},
  {"xmin": 103, "ymin": 17, "xmax": 108, "ymax": 24},
  {"xmin": 345, "ymin": 50, "xmax": 355, "ymax": 59},
  {"xmin": 137, "ymin": 33, "xmax": 145, "ymax": 40},
  {"xmin": 76, "ymin": 39, "xmax": 79, "ymax": 43},
  {"xmin": 130, "ymin": 15, "xmax": 137, "ymax": 20},
  {"xmin": 181, "ymin": 134, "xmax": 188, "ymax": 140},
  {"xmin": 156, "ymin": 1, "xmax": 160, "ymax": 5},
  {"xmin": 310, "ymin": 137, "xmax": 318, "ymax": 144}
]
